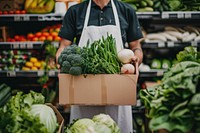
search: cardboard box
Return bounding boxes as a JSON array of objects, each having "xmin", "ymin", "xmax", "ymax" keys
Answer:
[
  {"xmin": 46, "ymin": 103, "xmax": 64, "ymax": 133},
  {"xmin": 59, "ymin": 73, "xmax": 138, "ymax": 105}
]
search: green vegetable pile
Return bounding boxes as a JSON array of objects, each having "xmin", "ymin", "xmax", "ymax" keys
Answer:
[
  {"xmin": 65, "ymin": 113, "xmax": 121, "ymax": 133},
  {"xmin": 58, "ymin": 44, "xmax": 84, "ymax": 76},
  {"xmin": 58, "ymin": 35, "xmax": 121, "ymax": 76},
  {"xmin": 0, "ymin": 91, "xmax": 58, "ymax": 133},
  {"xmin": 140, "ymin": 46, "xmax": 200, "ymax": 133},
  {"xmin": 122, "ymin": 0, "xmax": 200, "ymax": 12}
]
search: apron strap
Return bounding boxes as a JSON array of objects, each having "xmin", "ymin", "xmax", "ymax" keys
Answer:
[
  {"xmin": 83, "ymin": 0, "xmax": 91, "ymax": 29},
  {"xmin": 111, "ymin": 0, "xmax": 121, "ymax": 31}
]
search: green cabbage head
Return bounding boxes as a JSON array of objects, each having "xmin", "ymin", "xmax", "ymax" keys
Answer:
[
  {"xmin": 30, "ymin": 104, "xmax": 57, "ymax": 133},
  {"xmin": 92, "ymin": 114, "xmax": 121, "ymax": 133}
]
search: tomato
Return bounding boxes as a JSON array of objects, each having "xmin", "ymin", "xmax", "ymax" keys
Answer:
[
  {"xmin": 42, "ymin": 32, "xmax": 50, "ymax": 37},
  {"xmin": 20, "ymin": 10, "xmax": 26, "ymax": 14},
  {"xmin": 32, "ymin": 37, "xmax": 39, "ymax": 41},
  {"xmin": 54, "ymin": 27, "xmax": 60, "ymax": 33},
  {"xmin": 14, "ymin": 35, "xmax": 20, "ymax": 41},
  {"xmin": 27, "ymin": 33, "xmax": 34, "ymax": 40},
  {"xmin": 15, "ymin": 10, "xmax": 21, "ymax": 14},
  {"xmin": 54, "ymin": 36, "xmax": 61, "ymax": 41},
  {"xmin": 39, "ymin": 36, "xmax": 46, "ymax": 41},
  {"xmin": 46, "ymin": 35, "xmax": 53, "ymax": 41},
  {"xmin": 3, "ymin": 11, "xmax": 8, "ymax": 14},
  {"xmin": 35, "ymin": 32, "xmax": 42, "ymax": 37},
  {"xmin": 50, "ymin": 32, "xmax": 58, "ymax": 37},
  {"xmin": 9, "ymin": 10, "xmax": 14, "ymax": 14}
]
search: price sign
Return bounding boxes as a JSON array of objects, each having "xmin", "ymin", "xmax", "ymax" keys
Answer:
[
  {"xmin": 185, "ymin": 13, "xmax": 192, "ymax": 18},
  {"xmin": 177, "ymin": 13, "xmax": 184, "ymax": 18},
  {"xmin": 158, "ymin": 41, "xmax": 165, "ymax": 47},
  {"xmin": 191, "ymin": 41, "xmax": 198, "ymax": 47},
  {"xmin": 162, "ymin": 12, "xmax": 169, "ymax": 19},
  {"xmin": 48, "ymin": 71, "xmax": 56, "ymax": 76},
  {"xmin": 23, "ymin": 15, "xmax": 30, "ymax": 21},
  {"xmin": 7, "ymin": 71, "xmax": 16, "ymax": 77},
  {"xmin": 157, "ymin": 71, "xmax": 164, "ymax": 76},
  {"xmin": 27, "ymin": 43, "xmax": 33, "ymax": 49},
  {"xmin": 20, "ymin": 43, "xmax": 26, "ymax": 49},
  {"xmin": 167, "ymin": 41, "xmax": 174, "ymax": 47},
  {"xmin": 14, "ymin": 16, "xmax": 21, "ymax": 21},
  {"xmin": 12, "ymin": 43, "xmax": 20, "ymax": 49},
  {"xmin": 37, "ymin": 71, "xmax": 44, "ymax": 76},
  {"xmin": 38, "ymin": 16, "xmax": 45, "ymax": 21}
]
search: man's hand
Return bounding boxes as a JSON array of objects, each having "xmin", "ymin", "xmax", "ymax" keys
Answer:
[{"xmin": 132, "ymin": 56, "xmax": 140, "ymax": 64}]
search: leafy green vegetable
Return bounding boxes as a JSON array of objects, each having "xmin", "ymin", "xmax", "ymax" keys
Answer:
[
  {"xmin": 66, "ymin": 118, "xmax": 96, "ymax": 133},
  {"xmin": 0, "ymin": 91, "xmax": 49, "ymax": 133},
  {"xmin": 30, "ymin": 104, "xmax": 58, "ymax": 133},
  {"xmin": 140, "ymin": 46, "xmax": 200, "ymax": 133},
  {"xmin": 92, "ymin": 114, "xmax": 121, "ymax": 133},
  {"xmin": 65, "ymin": 114, "xmax": 121, "ymax": 133},
  {"xmin": 168, "ymin": 0, "xmax": 182, "ymax": 11},
  {"xmin": 176, "ymin": 46, "xmax": 199, "ymax": 63}
]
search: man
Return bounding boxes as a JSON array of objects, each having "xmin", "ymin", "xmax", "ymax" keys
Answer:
[{"xmin": 56, "ymin": 0, "xmax": 143, "ymax": 132}]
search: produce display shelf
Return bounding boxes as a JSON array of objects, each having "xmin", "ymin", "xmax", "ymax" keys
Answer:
[
  {"xmin": 161, "ymin": 11, "xmax": 200, "ymax": 19},
  {"xmin": 0, "ymin": 41, "xmax": 59, "ymax": 49},
  {"xmin": 0, "ymin": 12, "xmax": 199, "ymax": 22},
  {"xmin": 0, "ymin": 70, "xmax": 59, "ymax": 77},
  {"xmin": 139, "ymin": 69, "xmax": 167, "ymax": 77},
  {"xmin": 0, "ymin": 13, "xmax": 63, "ymax": 22},
  {"xmin": 142, "ymin": 41, "xmax": 200, "ymax": 49},
  {"xmin": 136, "ymin": 12, "xmax": 160, "ymax": 19},
  {"xmin": 136, "ymin": 11, "xmax": 200, "ymax": 19},
  {"xmin": 0, "ymin": 70, "xmax": 165, "ymax": 78}
]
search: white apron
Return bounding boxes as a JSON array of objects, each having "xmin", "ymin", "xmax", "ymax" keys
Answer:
[{"xmin": 70, "ymin": 0, "xmax": 133, "ymax": 132}]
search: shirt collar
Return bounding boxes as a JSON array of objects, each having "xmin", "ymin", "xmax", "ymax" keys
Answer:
[{"xmin": 91, "ymin": 0, "xmax": 112, "ymax": 8}]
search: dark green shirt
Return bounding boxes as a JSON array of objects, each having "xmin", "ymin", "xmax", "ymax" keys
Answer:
[{"xmin": 59, "ymin": 0, "xmax": 143, "ymax": 48}]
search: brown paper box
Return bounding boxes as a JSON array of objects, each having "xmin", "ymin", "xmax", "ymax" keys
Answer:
[
  {"xmin": 59, "ymin": 73, "xmax": 138, "ymax": 105},
  {"xmin": 46, "ymin": 103, "xmax": 64, "ymax": 133}
]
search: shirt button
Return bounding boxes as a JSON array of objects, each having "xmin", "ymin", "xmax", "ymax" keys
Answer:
[
  {"xmin": 101, "ymin": 11, "xmax": 103, "ymax": 13},
  {"xmin": 100, "ymin": 17, "xmax": 103, "ymax": 21}
]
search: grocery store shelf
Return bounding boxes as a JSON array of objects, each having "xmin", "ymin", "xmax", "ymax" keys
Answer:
[
  {"xmin": 1, "ymin": 41, "xmax": 199, "ymax": 50},
  {"xmin": 139, "ymin": 69, "xmax": 167, "ymax": 77},
  {"xmin": 161, "ymin": 11, "xmax": 200, "ymax": 19},
  {"xmin": 137, "ymin": 11, "xmax": 200, "ymax": 19},
  {"xmin": 141, "ymin": 41, "xmax": 200, "ymax": 48},
  {"xmin": 136, "ymin": 12, "xmax": 160, "ymax": 19},
  {"xmin": 0, "ymin": 41, "xmax": 59, "ymax": 49},
  {"xmin": 0, "ymin": 12, "xmax": 200, "ymax": 22},
  {"xmin": 0, "ymin": 70, "xmax": 59, "ymax": 77},
  {"xmin": 0, "ymin": 70, "xmax": 166, "ymax": 78},
  {"xmin": 0, "ymin": 13, "xmax": 63, "ymax": 22}
]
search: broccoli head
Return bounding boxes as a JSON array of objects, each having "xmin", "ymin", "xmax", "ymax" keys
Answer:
[
  {"xmin": 61, "ymin": 54, "xmax": 68, "ymax": 62},
  {"xmin": 69, "ymin": 66, "xmax": 82, "ymax": 76},
  {"xmin": 71, "ymin": 54, "xmax": 84, "ymax": 67},
  {"xmin": 62, "ymin": 47, "xmax": 72, "ymax": 55},
  {"xmin": 61, "ymin": 61, "xmax": 71, "ymax": 73},
  {"xmin": 66, "ymin": 54, "xmax": 76, "ymax": 62}
]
